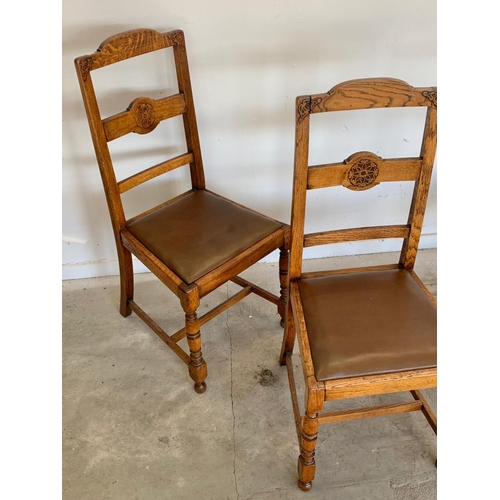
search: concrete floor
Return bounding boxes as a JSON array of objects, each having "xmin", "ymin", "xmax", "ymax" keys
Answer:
[{"xmin": 63, "ymin": 250, "xmax": 437, "ymax": 500}]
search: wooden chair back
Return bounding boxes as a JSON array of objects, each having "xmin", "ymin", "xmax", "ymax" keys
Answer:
[
  {"xmin": 289, "ymin": 78, "xmax": 437, "ymax": 280},
  {"xmin": 74, "ymin": 29, "xmax": 205, "ymax": 242}
]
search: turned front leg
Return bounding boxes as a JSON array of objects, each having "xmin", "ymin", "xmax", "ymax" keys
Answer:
[
  {"xmin": 185, "ymin": 310, "xmax": 208, "ymax": 393},
  {"xmin": 298, "ymin": 411, "xmax": 319, "ymax": 491}
]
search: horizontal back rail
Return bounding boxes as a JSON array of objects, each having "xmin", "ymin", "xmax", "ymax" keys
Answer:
[
  {"xmin": 118, "ymin": 152, "xmax": 194, "ymax": 193},
  {"xmin": 309, "ymin": 78, "xmax": 436, "ymax": 113},
  {"xmin": 103, "ymin": 94, "xmax": 187, "ymax": 141},
  {"xmin": 304, "ymin": 224, "xmax": 410, "ymax": 248},
  {"xmin": 307, "ymin": 152, "xmax": 421, "ymax": 190}
]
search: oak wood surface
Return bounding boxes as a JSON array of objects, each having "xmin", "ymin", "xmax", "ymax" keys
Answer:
[
  {"xmin": 317, "ymin": 401, "xmax": 422, "ymax": 424},
  {"xmin": 307, "ymin": 155, "xmax": 421, "ymax": 190},
  {"xmin": 304, "ymin": 225, "xmax": 410, "ymax": 247},
  {"xmin": 103, "ymin": 94, "xmax": 187, "ymax": 142},
  {"xmin": 118, "ymin": 153, "xmax": 194, "ymax": 194},
  {"xmin": 310, "ymin": 78, "xmax": 436, "ymax": 113}
]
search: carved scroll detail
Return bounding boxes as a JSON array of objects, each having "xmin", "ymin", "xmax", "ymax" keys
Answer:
[
  {"xmin": 422, "ymin": 89, "xmax": 437, "ymax": 108},
  {"xmin": 310, "ymin": 97, "xmax": 323, "ymax": 111},
  {"xmin": 79, "ymin": 56, "xmax": 94, "ymax": 81},
  {"xmin": 298, "ymin": 98, "xmax": 311, "ymax": 123},
  {"xmin": 346, "ymin": 158, "xmax": 379, "ymax": 190},
  {"xmin": 167, "ymin": 31, "xmax": 185, "ymax": 51}
]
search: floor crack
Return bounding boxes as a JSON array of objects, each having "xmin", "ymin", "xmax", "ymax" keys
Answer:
[{"xmin": 226, "ymin": 283, "xmax": 240, "ymax": 500}]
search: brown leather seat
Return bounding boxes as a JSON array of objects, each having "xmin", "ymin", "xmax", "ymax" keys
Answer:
[
  {"xmin": 127, "ymin": 190, "xmax": 282, "ymax": 284},
  {"xmin": 298, "ymin": 269, "xmax": 437, "ymax": 381}
]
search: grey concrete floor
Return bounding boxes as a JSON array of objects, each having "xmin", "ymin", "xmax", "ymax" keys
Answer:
[{"xmin": 63, "ymin": 250, "xmax": 437, "ymax": 500}]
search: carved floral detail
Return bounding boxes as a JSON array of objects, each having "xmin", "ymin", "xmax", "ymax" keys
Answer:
[
  {"xmin": 134, "ymin": 102, "xmax": 156, "ymax": 129},
  {"xmin": 79, "ymin": 56, "xmax": 93, "ymax": 81},
  {"xmin": 167, "ymin": 31, "xmax": 185, "ymax": 51},
  {"xmin": 347, "ymin": 158, "xmax": 379, "ymax": 188},
  {"xmin": 297, "ymin": 98, "xmax": 310, "ymax": 122},
  {"xmin": 422, "ymin": 89, "xmax": 437, "ymax": 108}
]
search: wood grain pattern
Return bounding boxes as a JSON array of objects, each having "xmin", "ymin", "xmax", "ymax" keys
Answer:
[
  {"xmin": 118, "ymin": 153, "xmax": 194, "ymax": 193},
  {"xmin": 290, "ymin": 282, "xmax": 318, "ymax": 383},
  {"xmin": 411, "ymin": 390, "xmax": 437, "ymax": 434},
  {"xmin": 129, "ymin": 300, "xmax": 191, "ymax": 365},
  {"xmin": 310, "ymin": 78, "xmax": 436, "ymax": 112},
  {"xmin": 285, "ymin": 353, "xmax": 303, "ymax": 444},
  {"xmin": 317, "ymin": 401, "xmax": 422, "ymax": 424},
  {"xmin": 89, "ymin": 29, "xmax": 172, "ymax": 71},
  {"xmin": 230, "ymin": 276, "xmax": 280, "ymax": 305},
  {"xmin": 289, "ymin": 96, "xmax": 311, "ymax": 280},
  {"xmin": 307, "ymin": 154, "xmax": 422, "ymax": 190},
  {"xmin": 304, "ymin": 225, "xmax": 410, "ymax": 247},
  {"xmin": 103, "ymin": 94, "xmax": 187, "ymax": 141},
  {"xmin": 171, "ymin": 31, "xmax": 206, "ymax": 190},
  {"xmin": 400, "ymin": 107, "xmax": 437, "ymax": 269},
  {"xmin": 324, "ymin": 368, "xmax": 437, "ymax": 400},
  {"xmin": 301, "ymin": 263, "xmax": 401, "ymax": 280}
]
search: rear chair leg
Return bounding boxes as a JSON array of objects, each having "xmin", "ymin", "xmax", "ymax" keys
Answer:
[
  {"xmin": 184, "ymin": 310, "xmax": 208, "ymax": 393},
  {"xmin": 118, "ymin": 246, "xmax": 134, "ymax": 317},
  {"xmin": 279, "ymin": 295, "xmax": 296, "ymax": 366},
  {"xmin": 278, "ymin": 246, "xmax": 289, "ymax": 328}
]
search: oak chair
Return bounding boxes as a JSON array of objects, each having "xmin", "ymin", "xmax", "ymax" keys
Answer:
[
  {"xmin": 280, "ymin": 78, "xmax": 437, "ymax": 490},
  {"xmin": 74, "ymin": 28, "xmax": 289, "ymax": 393}
]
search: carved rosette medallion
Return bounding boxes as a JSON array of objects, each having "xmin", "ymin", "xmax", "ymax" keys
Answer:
[
  {"xmin": 347, "ymin": 158, "xmax": 379, "ymax": 188},
  {"xmin": 127, "ymin": 97, "xmax": 159, "ymax": 134},
  {"xmin": 135, "ymin": 102, "xmax": 156, "ymax": 129},
  {"xmin": 422, "ymin": 89, "xmax": 437, "ymax": 108}
]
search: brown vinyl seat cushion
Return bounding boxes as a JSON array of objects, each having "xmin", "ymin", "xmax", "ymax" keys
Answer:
[
  {"xmin": 126, "ymin": 190, "xmax": 282, "ymax": 284},
  {"xmin": 297, "ymin": 269, "xmax": 437, "ymax": 381}
]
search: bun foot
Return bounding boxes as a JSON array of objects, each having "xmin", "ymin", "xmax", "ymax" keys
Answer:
[
  {"xmin": 194, "ymin": 382, "xmax": 207, "ymax": 394},
  {"xmin": 298, "ymin": 480, "xmax": 312, "ymax": 491},
  {"xmin": 280, "ymin": 318, "xmax": 286, "ymax": 328}
]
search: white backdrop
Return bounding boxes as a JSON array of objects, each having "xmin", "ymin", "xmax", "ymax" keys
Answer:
[{"xmin": 62, "ymin": 0, "xmax": 437, "ymax": 279}]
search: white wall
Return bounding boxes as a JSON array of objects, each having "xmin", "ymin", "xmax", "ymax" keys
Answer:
[{"xmin": 62, "ymin": 0, "xmax": 437, "ymax": 279}]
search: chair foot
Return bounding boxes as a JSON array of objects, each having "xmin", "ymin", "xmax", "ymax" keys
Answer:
[
  {"xmin": 120, "ymin": 303, "xmax": 132, "ymax": 317},
  {"xmin": 280, "ymin": 318, "xmax": 285, "ymax": 328},
  {"xmin": 194, "ymin": 381, "xmax": 207, "ymax": 394},
  {"xmin": 298, "ymin": 480, "xmax": 312, "ymax": 491}
]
